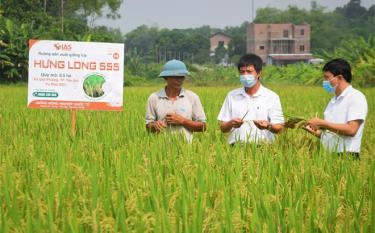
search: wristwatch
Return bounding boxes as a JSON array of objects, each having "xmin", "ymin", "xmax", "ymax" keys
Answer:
[{"xmin": 267, "ymin": 123, "xmax": 272, "ymax": 131}]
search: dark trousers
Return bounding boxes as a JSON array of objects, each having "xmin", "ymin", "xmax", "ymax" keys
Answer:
[{"xmin": 337, "ymin": 152, "xmax": 360, "ymax": 160}]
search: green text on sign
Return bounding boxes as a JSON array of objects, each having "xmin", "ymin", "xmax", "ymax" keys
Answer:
[{"xmin": 32, "ymin": 92, "xmax": 59, "ymax": 98}]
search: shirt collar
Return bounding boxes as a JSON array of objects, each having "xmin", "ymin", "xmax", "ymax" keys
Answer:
[
  {"xmin": 157, "ymin": 87, "xmax": 185, "ymax": 99},
  {"xmin": 237, "ymin": 85, "xmax": 266, "ymax": 98},
  {"xmin": 336, "ymin": 85, "xmax": 352, "ymax": 100}
]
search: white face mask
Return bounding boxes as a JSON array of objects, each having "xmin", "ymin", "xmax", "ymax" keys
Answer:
[{"xmin": 240, "ymin": 74, "xmax": 257, "ymax": 88}]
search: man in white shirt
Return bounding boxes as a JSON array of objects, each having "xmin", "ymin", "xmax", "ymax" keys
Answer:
[
  {"xmin": 217, "ymin": 54, "xmax": 284, "ymax": 145},
  {"xmin": 305, "ymin": 58, "xmax": 368, "ymax": 158}
]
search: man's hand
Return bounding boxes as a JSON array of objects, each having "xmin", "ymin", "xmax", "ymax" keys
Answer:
[
  {"xmin": 253, "ymin": 120, "xmax": 270, "ymax": 130},
  {"xmin": 230, "ymin": 118, "xmax": 244, "ymax": 128},
  {"xmin": 147, "ymin": 120, "xmax": 167, "ymax": 133},
  {"xmin": 253, "ymin": 120, "xmax": 283, "ymax": 133},
  {"xmin": 307, "ymin": 117, "xmax": 325, "ymax": 129},
  {"xmin": 303, "ymin": 124, "xmax": 321, "ymax": 138},
  {"xmin": 219, "ymin": 118, "xmax": 244, "ymax": 133},
  {"xmin": 304, "ymin": 117, "xmax": 325, "ymax": 137},
  {"xmin": 306, "ymin": 117, "xmax": 362, "ymax": 137},
  {"xmin": 165, "ymin": 113, "xmax": 206, "ymax": 132},
  {"xmin": 165, "ymin": 113, "xmax": 186, "ymax": 126}
]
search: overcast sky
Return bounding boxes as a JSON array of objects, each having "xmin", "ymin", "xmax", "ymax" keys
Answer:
[{"xmin": 96, "ymin": 0, "xmax": 374, "ymax": 33}]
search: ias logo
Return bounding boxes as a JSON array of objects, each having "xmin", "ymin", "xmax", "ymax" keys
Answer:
[{"xmin": 54, "ymin": 43, "xmax": 72, "ymax": 51}]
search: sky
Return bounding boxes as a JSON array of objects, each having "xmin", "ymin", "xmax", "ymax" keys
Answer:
[{"xmin": 96, "ymin": 0, "xmax": 374, "ymax": 33}]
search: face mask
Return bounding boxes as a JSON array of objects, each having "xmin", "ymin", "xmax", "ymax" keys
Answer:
[
  {"xmin": 322, "ymin": 77, "xmax": 337, "ymax": 93},
  {"xmin": 240, "ymin": 74, "xmax": 257, "ymax": 88}
]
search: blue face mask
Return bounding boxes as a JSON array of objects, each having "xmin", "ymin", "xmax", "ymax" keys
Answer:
[
  {"xmin": 240, "ymin": 74, "xmax": 257, "ymax": 88},
  {"xmin": 322, "ymin": 77, "xmax": 337, "ymax": 93}
]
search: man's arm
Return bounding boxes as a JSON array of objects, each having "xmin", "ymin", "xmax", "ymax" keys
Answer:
[
  {"xmin": 307, "ymin": 118, "xmax": 363, "ymax": 137},
  {"xmin": 269, "ymin": 123, "xmax": 283, "ymax": 134},
  {"xmin": 146, "ymin": 121, "xmax": 167, "ymax": 133},
  {"xmin": 190, "ymin": 94, "xmax": 207, "ymax": 132},
  {"xmin": 257, "ymin": 95, "xmax": 284, "ymax": 134},
  {"xmin": 184, "ymin": 120, "xmax": 206, "ymax": 132},
  {"xmin": 303, "ymin": 124, "xmax": 322, "ymax": 138},
  {"xmin": 220, "ymin": 118, "xmax": 244, "ymax": 133},
  {"xmin": 145, "ymin": 95, "xmax": 167, "ymax": 133},
  {"xmin": 165, "ymin": 113, "xmax": 206, "ymax": 132},
  {"xmin": 218, "ymin": 94, "xmax": 243, "ymax": 133},
  {"xmin": 253, "ymin": 120, "xmax": 283, "ymax": 134}
]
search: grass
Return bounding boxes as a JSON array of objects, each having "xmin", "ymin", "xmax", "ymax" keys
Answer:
[{"xmin": 0, "ymin": 84, "xmax": 374, "ymax": 232}]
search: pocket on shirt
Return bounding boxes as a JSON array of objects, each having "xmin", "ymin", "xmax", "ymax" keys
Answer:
[
  {"xmin": 176, "ymin": 104, "xmax": 192, "ymax": 119},
  {"xmin": 232, "ymin": 108, "xmax": 247, "ymax": 119}
]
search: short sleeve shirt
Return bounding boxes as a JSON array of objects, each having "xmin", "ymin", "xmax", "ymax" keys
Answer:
[
  {"xmin": 217, "ymin": 85, "xmax": 284, "ymax": 144},
  {"xmin": 145, "ymin": 88, "xmax": 206, "ymax": 142},
  {"xmin": 321, "ymin": 86, "xmax": 368, "ymax": 153}
]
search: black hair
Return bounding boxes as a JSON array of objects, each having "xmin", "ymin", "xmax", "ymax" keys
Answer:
[
  {"xmin": 322, "ymin": 58, "xmax": 352, "ymax": 83},
  {"xmin": 237, "ymin": 53, "xmax": 263, "ymax": 73}
]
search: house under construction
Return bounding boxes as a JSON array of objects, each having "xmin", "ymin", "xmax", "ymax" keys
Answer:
[{"xmin": 247, "ymin": 23, "xmax": 313, "ymax": 65}]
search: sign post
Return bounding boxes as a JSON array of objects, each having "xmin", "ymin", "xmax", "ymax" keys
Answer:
[{"xmin": 71, "ymin": 109, "xmax": 77, "ymax": 137}]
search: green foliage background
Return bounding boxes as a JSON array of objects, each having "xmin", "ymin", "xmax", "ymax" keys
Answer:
[
  {"xmin": 124, "ymin": 35, "xmax": 375, "ymax": 88},
  {"xmin": 2, "ymin": 0, "xmax": 374, "ymax": 84},
  {"xmin": 0, "ymin": 0, "xmax": 124, "ymax": 82}
]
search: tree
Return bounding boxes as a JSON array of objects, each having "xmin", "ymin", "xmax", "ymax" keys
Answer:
[
  {"xmin": 337, "ymin": 0, "xmax": 367, "ymax": 19},
  {"xmin": 320, "ymin": 36, "xmax": 375, "ymax": 86},
  {"xmin": 0, "ymin": 0, "xmax": 124, "ymax": 82},
  {"xmin": 125, "ymin": 25, "xmax": 159, "ymax": 55},
  {"xmin": 0, "ymin": 18, "xmax": 41, "ymax": 82},
  {"xmin": 214, "ymin": 43, "xmax": 228, "ymax": 64},
  {"xmin": 254, "ymin": 7, "xmax": 283, "ymax": 23},
  {"xmin": 226, "ymin": 21, "xmax": 249, "ymax": 61},
  {"xmin": 369, "ymin": 5, "xmax": 375, "ymax": 17},
  {"xmin": 123, "ymin": 26, "xmax": 211, "ymax": 64},
  {"xmin": 2, "ymin": 0, "xmax": 122, "ymax": 23}
]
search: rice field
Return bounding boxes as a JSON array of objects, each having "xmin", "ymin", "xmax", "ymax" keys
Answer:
[{"xmin": 0, "ymin": 84, "xmax": 374, "ymax": 232}]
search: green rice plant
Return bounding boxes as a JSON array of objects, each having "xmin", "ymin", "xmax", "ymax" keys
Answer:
[{"xmin": 0, "ymin": 84, "xmax": 373, "ymax": 232}]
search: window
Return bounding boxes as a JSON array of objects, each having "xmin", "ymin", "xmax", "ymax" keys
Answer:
[
  {"xmin": 282, "ymin": 46, "xmax": 288, "ymax": 53},
  {"xmin": 218, "ymin": 41, "xmax": 224, "ymax": 46},
  {"xmin": 259, "ymin": 45, "xmax": 265, "ymax": 50},
  {"xmin": 300, "ymin": 45, "xmax": 305, "ymax": 52},
  {"xmin": 283, "ymin": 30, "xmax": 289, "ymax": 37},
  {"xmin": 300, "ymin": 29, "xmax": 305, "ymax": 35}
]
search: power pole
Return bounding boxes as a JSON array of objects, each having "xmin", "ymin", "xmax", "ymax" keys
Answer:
[
  {"xmin": 156, "ymin": 48, "xmax": 158, "ymax": 63},
  {"xmin": 251, "ymin": 0, "xmax": 254, "ymax": 22}
]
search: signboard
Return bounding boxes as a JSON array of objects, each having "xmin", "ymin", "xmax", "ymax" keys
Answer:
[{"xmin": 28, "ymin": 40, "xmax": 124, "ymax": 111}]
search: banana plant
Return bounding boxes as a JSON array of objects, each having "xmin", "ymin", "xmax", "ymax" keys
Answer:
[{"xmin": 0, "ymin": 18, "xmax": 41, "ymax": 82}]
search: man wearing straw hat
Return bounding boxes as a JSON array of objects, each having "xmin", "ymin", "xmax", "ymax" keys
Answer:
[
  {"xmin": 305, "ymin": 58, "xmax": 368, "ymax": 159},
  {"xmin": 218, "ymin": 53, "xmax": 284, "ymax": 145},
  {"xmin": 145, "ymin": 59, "xmax": 206, "ymax": 142}
]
